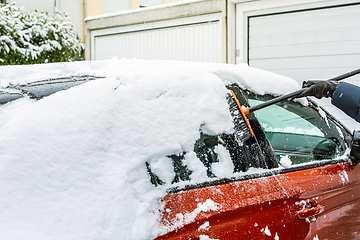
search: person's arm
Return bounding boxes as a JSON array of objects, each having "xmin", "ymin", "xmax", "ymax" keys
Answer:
[
  {"xmin": 331, "ymin": 82, "xmax": 360, "ymax": 123},
  {"xmin": 297, "ymin": 80, "xmax": 338, "ymax": 99},
  {"xmin": 298, "ymin": 80, "xmax": 360, "ymax": 123}
]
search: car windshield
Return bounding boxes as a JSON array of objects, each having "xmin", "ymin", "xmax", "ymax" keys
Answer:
[{"xmin": 244, "ymin": 92, "xmax": 347, "ymax": 165}]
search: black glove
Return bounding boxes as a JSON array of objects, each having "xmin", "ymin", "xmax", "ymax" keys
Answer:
[{"xmin": 297, "ymin": 80, "xmax": 338, "ymax": 99}]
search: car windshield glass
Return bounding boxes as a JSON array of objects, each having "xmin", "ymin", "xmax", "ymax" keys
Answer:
[
  {"xmin": 245, "ymin": 94, "xmax": 347, "ymax": 165},
  {"xmin": 249, "ymin": 99, "xmax": 324, "ymax": 137}
]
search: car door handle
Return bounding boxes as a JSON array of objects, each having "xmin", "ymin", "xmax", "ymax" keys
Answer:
[{"xmin": 296, "ymin": 204, "xmax": 325, "ymax": 220}]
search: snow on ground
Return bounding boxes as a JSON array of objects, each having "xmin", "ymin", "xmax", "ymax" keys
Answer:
[{"xmin": 0, "ymin": 59, "xmax": 300, "ymax": 240}]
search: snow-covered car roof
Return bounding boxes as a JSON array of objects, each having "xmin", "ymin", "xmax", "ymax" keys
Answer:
[
  {"xmin": 0, "ymin": 59, "xmax": 300, "ymax": 240},
  {"xmin": 0, "ymin": 58, "xmax": 300, "ymax": 94}
]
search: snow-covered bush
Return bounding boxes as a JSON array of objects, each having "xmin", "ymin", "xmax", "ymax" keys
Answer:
[{"xmin": 0, "ymin": 3, "xmax": 83, "ymax": 65}]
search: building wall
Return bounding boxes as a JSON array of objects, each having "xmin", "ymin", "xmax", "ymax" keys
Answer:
[
  {"xmin": 103, "ymin": 0, "xmax": 130, "ymax": 13},
  {"xmin": 86, "ymin": 0, "xmax": 103, "ymax": 17},
  {"xmin": 85, "ymin": 0, "xmax": 226, "ymax": 61},
  {"xmin": 139, "ymin": 0, "xmax": 164, "ymax": 7},
  {"xmin": 10, "ymin": 0, "xmax": 83, "ymax": 42},
  {"xmin": 61, "ymin": 0, "xmax": 81, "ymax": 41},
  {"xmin": 100, "ymin": 0, "xmax": 185, "ymax": 11},
  {"xmin": 11, "ymin": 0, "xmax": 54, "ymax": 13}
]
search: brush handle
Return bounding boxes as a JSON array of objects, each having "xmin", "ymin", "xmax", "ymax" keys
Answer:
[
  {"xmin": 248, "ymin": 68, "xmax": 360, "ymax": 113},
  {"xmin": 248, "ymin": 89, "xmax": 304, "ymax": 112},
  {"xmin": 331, "ymin": 68, "xmax": 360, "ymax": 81}
]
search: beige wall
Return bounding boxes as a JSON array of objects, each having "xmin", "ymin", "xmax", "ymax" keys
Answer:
[
  {"xmin": 87, "ymin": 0, "xmax": 103, "ymax": 16},
  {"xmin": 131, "ymin": 0, "xmax": 139, "ymax": 9}
]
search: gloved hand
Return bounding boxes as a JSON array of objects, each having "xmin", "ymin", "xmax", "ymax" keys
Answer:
[{"xmin": 297, "ymin": 80, "xmax": 338, "ymax": 99}]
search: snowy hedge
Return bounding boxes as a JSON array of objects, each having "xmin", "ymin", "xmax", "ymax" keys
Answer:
[{"xmin": 0, "ymin": 3, "xmax": 83, "ymax": 65}]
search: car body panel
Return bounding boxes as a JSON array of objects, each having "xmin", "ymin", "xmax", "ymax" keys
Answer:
[
  {"xmin": 275, "ymin": 161, "xmax": 360, "ymax": 240},
  {"xmin": 156, "ymin": 175, "xmax": 293, "ymax": 240}
]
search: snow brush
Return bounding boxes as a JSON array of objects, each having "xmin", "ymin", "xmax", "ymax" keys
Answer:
[
  {"xmin": 227, "ymin": 90, "xmax": 255, "ymax": 142},
  {"xmin": 228, "ymin": 68, "xmax": 360, "ymax": 141}
]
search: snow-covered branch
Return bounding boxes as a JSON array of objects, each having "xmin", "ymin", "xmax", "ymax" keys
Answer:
[{"xmin": 0, "ymin": 3, "xmax": 83, "ymax": 65}]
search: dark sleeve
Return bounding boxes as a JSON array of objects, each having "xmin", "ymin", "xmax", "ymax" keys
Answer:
[{"xmin": 331, "ymin": 82, "xmax": 360, "ymax": 123}]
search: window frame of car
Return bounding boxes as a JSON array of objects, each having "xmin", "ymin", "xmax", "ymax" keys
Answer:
[{"xmin": 240, "ymin": 86, "xmax": 354, "ymax": 172}]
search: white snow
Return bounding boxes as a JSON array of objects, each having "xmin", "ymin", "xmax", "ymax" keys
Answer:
[
  {"xmin": 275, "ymin": 232, "xmax": 279, "ymax": 240},
  {"xmin": 339, "ymin": 170, "xmax": 349, "ymax": 184},
  {"xmin": 318, "ymin": 107, "xmax": 329, "ymax": 127},
  {"xmin": 295, "ymin": 200, "xmax": 308, "ymax": 209},
  {"xmin": 0, "ymin": 3, "xmax": 79, "ymax": 64},
  {"xmin": 195, "ymin": 199, "xmax": 219, "ymax": 213},
  {"xmin": 198, "ymin": 221, "xmax": 210, "ymax": 231},
  {"xmin": 164, "ymin": 199, "xmax": 219, "ymax": 233},
  {"xmin": 280, "ymin": 155, "xmax": 292, "ymax": 168},
  {"xmin": 261, "ymin": 226, "xmax": 271, "ymax": 236},
  {"xmin": 0, "ymin": 58, "xmax": 300, "ymax": 240},
  {"xmin": 199, "ymin": 235, "xmax": 219, "ymax": 240},
  {"xmin": 211, "ymin": 145, "xmax": 234, "ymax": 178}
]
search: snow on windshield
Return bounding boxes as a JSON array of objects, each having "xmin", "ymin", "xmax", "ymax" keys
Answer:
[{"xmin": 0, "ymin": 59, "xmax": 299, "ymax": 240}]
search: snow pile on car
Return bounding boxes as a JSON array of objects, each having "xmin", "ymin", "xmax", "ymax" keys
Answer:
[{"xmin": 0, "ymin": 59, "xmax": 299, "ymax": 240}]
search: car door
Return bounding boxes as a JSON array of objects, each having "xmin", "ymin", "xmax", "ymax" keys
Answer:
[
  {"xmin": 245, "ymin": 91, "xmax": 360, "ymax": 240},
  {"xmin": 152, "ymin": 85, "xmax": 293, "ymax": 240}
]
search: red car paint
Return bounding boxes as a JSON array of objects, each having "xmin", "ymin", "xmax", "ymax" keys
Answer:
[
  {"xmin": 278, "ymin": 162, "xmax": 360, "ymax": 240},
  {"xmin": 156, "ymin": 175, "xmax": 292, "ymax": 239},
  {"xmin": 155, "ymin": 161, "xmax": 360, "ymax": 240}
]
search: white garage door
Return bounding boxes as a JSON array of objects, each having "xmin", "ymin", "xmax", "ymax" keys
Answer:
[
  {"xmin": 247, "ymin": 3, "xmax": 360, "ymax": 131},
  {"xmin": 91, "ymin": 13, "xmax": 222, "ymax": 63}
]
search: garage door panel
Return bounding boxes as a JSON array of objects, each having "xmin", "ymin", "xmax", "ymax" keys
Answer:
[
  {"xmin": 267, "ymin": 68, "xmax": 360, "ymax": 85},
  {"xmin": 250, "ymin": 27, "xmax": 360, "ymax": 48},
  {"xmin": 250, "ymin": 11, "xmax": 360, "ymax": 37},
  {"xmin": 250, "ymin": 54, "xmax": 360, "ymax": 71},
  {"xmin": 244, "ymin": 3, "xmax": 360, "ymax": 131},
  {"xmin": 92, "ymin": 14, "xmax": 222, "ymax": 62},
  {"xmin": 250, "ymin": 4, "xmax": 360, "ymax": 25},
  {"xmin": 247, "ymin": 7, "xmax": 360, "ymax": 81},
  {"xmin": 250, "ymin": 41, "xmax": 360, "ymax": 59}
]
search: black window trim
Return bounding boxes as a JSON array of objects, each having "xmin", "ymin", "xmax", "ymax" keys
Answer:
[{"xmin": 167, "ymin": 157, "xmax": 351, "ymax": 194}]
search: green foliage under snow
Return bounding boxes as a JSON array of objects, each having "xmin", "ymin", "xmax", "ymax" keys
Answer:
[{"xmin": 0, "ymin": 3, "xmax": 83, "ymax": 65}]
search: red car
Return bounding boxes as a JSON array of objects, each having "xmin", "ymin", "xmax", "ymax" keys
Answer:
[
  {"xmin": 0, "ymin": 60, "xmax": 359, "ymax": 240},
  {"xmin": 152, "ymin": 84, "xmax": 360, "ymax": 240}
]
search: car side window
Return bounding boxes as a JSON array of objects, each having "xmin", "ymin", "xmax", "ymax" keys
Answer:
[
  {"xmin": 146, "ymin": 131, "xmax": 249, "ymax": 187},
  {"xmin": 245, "ymin": 92, "xmax": 347, "ymax": 165},
  {"xmin": 146, "ymin": 85, "xmax": 278, "ymax": 188}
]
